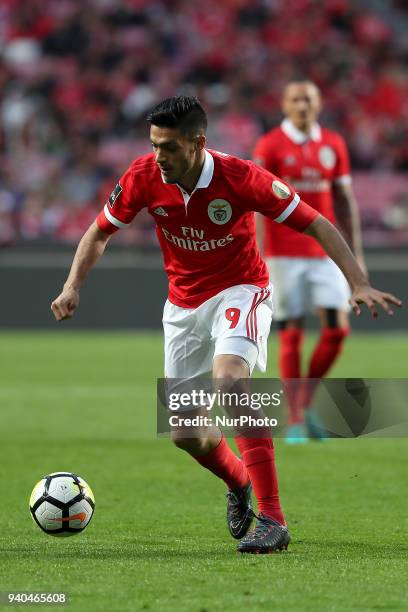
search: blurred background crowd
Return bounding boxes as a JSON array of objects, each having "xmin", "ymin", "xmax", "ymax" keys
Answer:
[{"xmin": 0, "ymin": 0, "xmax": 407, "ymax": 247}]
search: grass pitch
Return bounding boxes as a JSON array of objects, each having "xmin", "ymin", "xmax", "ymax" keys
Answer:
[{"xmin": 1, "ymin": 331, "xmax": 407, "ymax": 611}]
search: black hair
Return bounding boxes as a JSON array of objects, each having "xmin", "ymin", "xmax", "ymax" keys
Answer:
[{"xmin": 147, "ymin": 96, "xmax": 207, "ymax": 136}]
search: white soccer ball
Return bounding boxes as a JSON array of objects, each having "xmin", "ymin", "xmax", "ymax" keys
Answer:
[{"xmin": 29, "ymin": 472, "xmax": 95, "ymax": 537}]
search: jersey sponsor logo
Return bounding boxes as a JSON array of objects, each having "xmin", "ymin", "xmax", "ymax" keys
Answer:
[
  {"xmin": 153, "ymin": 206, "xmax": 168, "ymax": 216},
  {"xmin": 208, "ymin": 199, "xmax": 232, "ymax": 225},
  {"xmin": 108, "ymin": 183, "xmax": 123, "ymax": 208},
  {"xmin": 161, "ymin": 226, "xmax": 234, "ymax": 251},
  {"xmin": 318, "ymin": 145, "xmax": 336, "ymax": 169},
  {"xmin": 302, "ymin": 167, "xmax": 321, "ymax": 178},
  {"xmin": 272, "ymin": 180, "xmax": 291, "ymax": 199}
]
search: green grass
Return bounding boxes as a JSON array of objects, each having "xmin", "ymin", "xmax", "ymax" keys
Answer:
[{"xmin": 1, "ymin": 331, "xmax": 407, "ymax": 611}]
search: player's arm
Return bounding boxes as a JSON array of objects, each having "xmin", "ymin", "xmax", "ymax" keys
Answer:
[
  {"xmin": 305, "ymin": 214, "xmax": 401, "ymax": 317},
  {"xmin": 248, "ymin": 162, "xmax": 401, "ymax": 317},
  {"xmin": 51, "ymin": 221, "xmax": 111, "ymax": 321},
  {"xmin": 51, "ymin": 165, "xmax": 143, "ymax": 321},
  {"xmin": 333, "ymin": 180, "xmax": 366, "ymax": 275}
]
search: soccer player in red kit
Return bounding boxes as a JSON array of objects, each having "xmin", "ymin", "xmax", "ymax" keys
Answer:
[
  {"xmin": 51, "ymin": 97, "xmax": 400, "ymax": 553},
  {"xmin": 253, "ymin": 81, "xmax": 366, "ymax": 441}
]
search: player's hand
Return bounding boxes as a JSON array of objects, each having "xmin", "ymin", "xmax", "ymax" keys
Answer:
[
  {"xmin": 350, "ymin": 285, "xmax": 402, "ymax": 318},
  {"xmin": 51, "ymin": 287, "xmax": 80, "ymax": 321}
]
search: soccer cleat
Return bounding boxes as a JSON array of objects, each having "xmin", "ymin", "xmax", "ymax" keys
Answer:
[
  {"xmin": 305, "ymin": 408, "xmax": 327, "ymax": 440},
  {"xmin": 237, "ymin": 513, "xmax": 290, "ymax": 554},
  {"xmin": 226, "ymin": 481, "xmax": 254, "ymax": 539},
  {"xmin": 284, "ymin": 423, "xmax": 308, "ymax": 444}
]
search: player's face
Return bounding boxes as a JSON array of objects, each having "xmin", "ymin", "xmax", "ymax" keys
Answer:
[
  {"xmin": 282, "ymin": 83, "xmax": 321, "ymax": 131},
  {"xmin": 150, "ymin": 125, "xmax": 204, "ymax": 185}
]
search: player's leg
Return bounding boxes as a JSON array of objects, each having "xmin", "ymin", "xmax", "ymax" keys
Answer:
[
  {"xmin": 171, "ymin": 407, "xmax": 252, "ymax": 540},
  {"xmin": 163, "ymin": 299, "xmax": 249, "ymax": 500},
  {"xmin": 277, "ymin": 317, "xmax": 304, "ymax": 428},
  {"xmin": 309, "ymin": 258, "xmax": 350, "ymax": 371},
  {"xmin": 171, "ymin": 404, "xmax": 249, "ymax": 491},
  {"xmin": 278, "ymin": 318, "xmax": 304, "ymax": 383},
  {"xmin": 211, "ymin": 353, "xmax": 254, "ymax": 539},
  {"xmin": 277, "ymin": 317, "xmax": 310, "ymax": 443},
  {"xmin": 298, "ymin": 307, "xmax": 350, "ymax": 418},
  {"xmin": 266, "ymin": 258, "xmax": 308, "ymax": 431},
  {"xmin": 310, "ymin": 307, "xmax": 350, "ymax": 380},
  {"xmin": 213, "ymin": 350, "xmax": 288, "ymax": 551},
  {"xmin": 299, "ymin": 259, "xmax": 351, "ymax": 436},
  {"xmin": 212, "ymin": 285, "xmax": 289, "ymax": 551},
  {"xmin": 307, "ymin": 258, "xmax": 350, "ymax": 393}
]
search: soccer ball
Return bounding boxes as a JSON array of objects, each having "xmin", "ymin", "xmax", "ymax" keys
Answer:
[{"xmin": 29, "ymin": 472, "xmax": 95, "ymax": 537}]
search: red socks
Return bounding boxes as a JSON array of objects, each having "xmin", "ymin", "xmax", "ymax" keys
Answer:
[
  {"xmin": 278, "ymin": 328, "xmax": 304, "ymax": 424},
  {"xmin": 194, "ymin": 436, "xmax": 286, "ymax": 525},
  {"xmin": 279, "ymin": 326, "xmax": 349, "ymax": 421},
  {"xmin": 194, "ymin": 437, "xmax": 248, "ymax": 491},
  {"xmin": 235, "ymin": 436, "xmax": 285, "ymax": 525},
  {"xmin": 278, "ymin": 328, "xmax": 304, "ymax": 378},
  {"xmin": 190, "ymin": 327, "xmax": 347, "ymax": 527},
  {"xmin": 298, "ymin": 327, "xmax": 350, "ymax": 410},
  {"xmin": 308, "ymin": 327, "xmax": 350, "ymax": 378}
]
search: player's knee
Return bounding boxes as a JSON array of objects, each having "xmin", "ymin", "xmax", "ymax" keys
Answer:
[
  {"xmin": 171, "ymin": 434, "xmax": 214, "ymax": 455},
  {"xmin": 213, "ymin": 355, "xmax": 250, "ymax": 383},
  {"xmin": 277, "ymin": 318, "xmax": 304, "ymax": 331},
  {"xmin": 322, "ymin": 308, "xmax": 349, "ymax": 329},
  {"xmin": 215, "ymin": 373, "xmax": 249, "ymax": 400}
]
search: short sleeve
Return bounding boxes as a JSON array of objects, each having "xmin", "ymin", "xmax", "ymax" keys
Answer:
[
  {"xmin": 96, "ymin": 165, "xmax": 145, "ymax": 234},
  {"xmin": 246, "ymin": 162, "xmax": 318, "ymax": 231},
  {"xmin": 333, "ymin": 135, "xmax": 352, "ymax": 185}
]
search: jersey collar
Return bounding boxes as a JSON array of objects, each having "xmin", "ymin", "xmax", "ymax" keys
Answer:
[
  {"xmin": 193, "ymin": 149, "xmax": 214, "ymax": 189},
  {"xmin": 175, "ymin": 149, "xmax": 214, "ymax": 206},
  {"xmin": 281, "ymin": 118, "xmax": 321, "ymax": 144}
]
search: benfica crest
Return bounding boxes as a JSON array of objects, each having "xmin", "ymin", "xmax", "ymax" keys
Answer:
[{"xmin": 208, "ymin": 199, "xmax": 232, "ymax": 225}]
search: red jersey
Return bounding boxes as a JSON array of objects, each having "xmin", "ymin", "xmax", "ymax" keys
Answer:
[
  {"xmin": 253, "ymin": 119, "xmax": 351, "ymax": 258},
  {"xmin": 97, "ymin": 149, "xmax": 318, "ymax": 308}
]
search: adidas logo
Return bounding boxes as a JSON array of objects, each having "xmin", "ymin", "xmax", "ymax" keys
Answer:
[{"xmin": 154, "ymin": 207, "xmax": 168, "ymax": 216}]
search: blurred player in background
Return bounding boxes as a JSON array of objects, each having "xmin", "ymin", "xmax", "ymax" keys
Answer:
[
  {"xmin": 253, "ymin": 81, "xmax": 366, "ymax": 442},
  {"xmin": 51, "ymin": 96, "xmax": 399, "ymax": 553}
]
